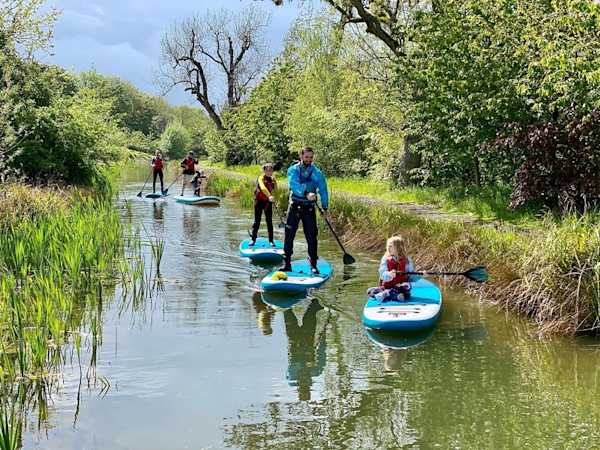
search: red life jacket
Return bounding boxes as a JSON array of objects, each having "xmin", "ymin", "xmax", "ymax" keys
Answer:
[
  {"xmin": 255, "ymin": 175, "xmax": 275, "ymax": 201},
  {"xmin": 153, "ymin": 157, "xmax": 163, "ymax": 171},
  {"xmin": 182, "ymin": 157, "xmax": 195, "ymax": 174},
  {"xmin": 380, "ymin": 256, "xmax": 409, "ymax": 288}
]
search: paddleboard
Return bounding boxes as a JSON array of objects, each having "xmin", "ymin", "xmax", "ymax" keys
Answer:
[
  {"xmin": 260, "ymin": 259, "xmax": 333, "ymax": 293},
  {"xmin": 239, "ymin": 238, "xmax": 284, "ymax": 262},
  {"xmin": 145, "ymin": 192, "xmax": 168, "ymax": 199},
  {"xmin": 174, "ymin": 195, "xmax": 220, "ymax": 205},
  {"xmin": 362, "ymin": 277, "xmax": 442, "ymax": 331}
]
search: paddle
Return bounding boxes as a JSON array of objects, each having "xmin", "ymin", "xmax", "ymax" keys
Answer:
[
  {"xmin": 163, "ymin": 172, "xmax": 182, "ymax": 196},
  {"xmin": 272, "ymin": 202, "xmax": 286, "ymax": 229},
  {"xmin": 399, "ymin": 266, "xmax": 489, "ymax": 283},
  {"xmin": 315, "ymin": 204, "xmax": 355, "ymax": 265},
  {"xmin": 136, "ymin": 169, "xmax": 152, "ymax": 198}
]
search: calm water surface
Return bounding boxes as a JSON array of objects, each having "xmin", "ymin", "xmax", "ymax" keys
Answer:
[{"xmin": 21, "ymin": 182, "xmax": 600, "ymax": 449}]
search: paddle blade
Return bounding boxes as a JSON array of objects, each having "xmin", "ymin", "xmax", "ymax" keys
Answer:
[
  {"xmin": 136, "ymin": 191, "xmax": 143, "ymax": 198},
  {"xmin": 464, "ymin": 266, "xmax": 488, "ymax": 283},
  {"xmin": 343, "ymin": 253, "xmax": 356, "ymax": 265}
]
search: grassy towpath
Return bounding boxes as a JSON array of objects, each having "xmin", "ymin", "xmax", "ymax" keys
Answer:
[{"xmin": 202, "ymin": 162, "xmax": 539, "ymax": 231}]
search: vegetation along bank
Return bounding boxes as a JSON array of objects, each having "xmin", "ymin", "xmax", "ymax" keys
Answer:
[{"xmin": 205, "ymin": 166, "xmax": 600, "ymax": 336}]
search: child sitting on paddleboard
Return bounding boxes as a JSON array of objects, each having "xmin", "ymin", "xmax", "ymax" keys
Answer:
[
  {"xmin": 250, "ymin": 163, "xmax": 277, "ymax": 247},
  {"xmin": 191, "ymin": 170, "xmax": 206, "ymax": 196},
  {"xmin": 367, "ymin": 236, "xmax": 413, "ymax": 302}
]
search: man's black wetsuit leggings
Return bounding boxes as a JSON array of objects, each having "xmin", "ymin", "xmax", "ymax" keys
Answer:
[
  {"xmin": 284, "ymin": 202, "xmax": 318, "ymax": 263},
  {"xmin": 153, "ymin": 170, "xmax": 164, "ymax": 193},
  {"xmin": 251, "ymin": 199, "xmax": 273, "ymax": 242}
]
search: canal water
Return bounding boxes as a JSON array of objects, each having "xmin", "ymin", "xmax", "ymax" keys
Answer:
[{"xmin": 21, "ymin": 182, "xmax": 600, "ymax": 449}]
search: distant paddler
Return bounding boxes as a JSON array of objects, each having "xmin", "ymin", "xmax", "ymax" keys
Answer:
[
  {"xmin": 180, "ymin": 151, "xmax": 198, "ymax": 195},
  {"xmin": 151, "ymin": 150, "xmax": 165, "ymax": 195}
]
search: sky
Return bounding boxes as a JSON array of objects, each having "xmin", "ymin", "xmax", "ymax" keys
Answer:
[{"xmin": 44, "ymin": 0, "xmax": 313, "ymax": 106}]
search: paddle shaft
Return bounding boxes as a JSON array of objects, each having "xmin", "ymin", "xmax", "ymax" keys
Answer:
[
  {"xmin": 315, "ymin": 204, "xmax": 350, "ymax": 255},
  {"xmin": 165, "ymin": 172, "xmax": 182, "ymax": 192},
  {"xmin": 137, "ymin": 169, "xmax": 152, "ymax": 196}
]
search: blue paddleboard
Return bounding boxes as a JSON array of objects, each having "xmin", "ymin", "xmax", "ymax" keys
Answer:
[
  {"xmin": 362, "ymin": 277, "xmax": 442, "ymax": 331},
  {"xmin": 145, "ymin": 192, "xmax": 168, "ymax": 199},
  {"xmin": 239, "ymin": 238, "xmax": 284, "ymax": 262},
  {"xmin": 260, "ymin": 259, "xmax": 333, "ymax": 293},
  {"xmin": 174, "ymin": 195, "xmax": 220, "ymax": 205}
]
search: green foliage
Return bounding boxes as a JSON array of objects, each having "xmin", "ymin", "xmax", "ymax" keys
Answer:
[
  {"xmin": 159, "ymin": 121, "xmax": 191, "ymax": 159},
  {"xmin": 79, "ymin": 71, "xmax": 171, "ymax": 138}
]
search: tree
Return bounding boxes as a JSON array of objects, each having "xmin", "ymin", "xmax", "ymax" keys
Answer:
[
  {"xmin": 159, "ymin": 6, "xmax": 271, "ymax": 131},
  {"xmin": 160, "ymin": 122, "xmax": 191, "ymax": 159},
  {"xmin": 1, "ymin": 0, "xmax": 59, "ymax": 178}
]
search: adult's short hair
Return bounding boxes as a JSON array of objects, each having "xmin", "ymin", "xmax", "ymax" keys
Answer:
[{"xmin": 299, "ymin": 147, "xmax": 314, "ymax": 156}]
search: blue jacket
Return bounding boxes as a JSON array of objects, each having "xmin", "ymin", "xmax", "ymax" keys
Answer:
[{"xmin": 287, "ymin": 162, "xmax": 329, "ymax": 209}]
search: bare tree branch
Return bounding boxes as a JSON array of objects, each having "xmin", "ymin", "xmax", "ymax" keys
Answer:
[{"xmin": 159, "ymin": 5, "xmax": 271, "ymax": 131}]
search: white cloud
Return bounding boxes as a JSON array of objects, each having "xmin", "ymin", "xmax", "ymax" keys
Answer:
[{"xmin": 45, "ymin": 0, "xmax": 315, "ymax": 105}]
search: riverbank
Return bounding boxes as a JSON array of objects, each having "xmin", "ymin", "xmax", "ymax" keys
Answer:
[
  {"xmin": 204, "ymin": 166, "xmax": 600, "ymax": 336},
  {"xmin": 0, "ymin": 179, "xmax": 157, "ymax": 448}
]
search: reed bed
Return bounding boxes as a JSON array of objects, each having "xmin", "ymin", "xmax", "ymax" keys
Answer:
[
  {"xmin": 207, "ymin": 172, "xmax": 600, "ymax": 336},
  {"xmin": 0, "ymin": 183, "xmax": 160, "ymax": 445}
]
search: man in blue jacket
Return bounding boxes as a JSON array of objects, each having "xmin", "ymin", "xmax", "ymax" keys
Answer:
[{"xmin": 281, "ymin": 147, "xmax": 329, "ymax": 274}]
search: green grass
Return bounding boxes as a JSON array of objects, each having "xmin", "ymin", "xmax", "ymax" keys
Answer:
[
  {"xmin": 202, "ymin": 161, "xmax": 542, "ymax": 226},
  {"xmin": 0, "ymin": 182, "xmax": 160, "ymax": 441}
]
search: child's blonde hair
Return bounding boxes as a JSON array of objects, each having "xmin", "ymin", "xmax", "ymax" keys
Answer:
[{"xmin": 385, "ymin": 236, "xmax": 407, "ymax": 258}]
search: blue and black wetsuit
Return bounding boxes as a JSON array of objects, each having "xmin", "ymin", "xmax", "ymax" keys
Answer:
[{"xmin": 283, "ymin": 162, "xmax": 329, "ymax": 268}]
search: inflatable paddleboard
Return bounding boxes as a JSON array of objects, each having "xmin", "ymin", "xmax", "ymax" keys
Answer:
[
  {"xmin": 362, "ymin": 277, "xmax": 442, "ymax": 331},
  {"xmin": 174, "ymin": 195, "xmax": 220, "ymax": 205},
  {"xmin": 145, "ymin": 192, "xmax": 168, "ymax": 199},
  {"xmin": 260, "ymin": 259, "xmax": 333, "ymax": 293},
  {"xmin": 240, "ymin": 238, "xmax": 284, "ymax": 262}
]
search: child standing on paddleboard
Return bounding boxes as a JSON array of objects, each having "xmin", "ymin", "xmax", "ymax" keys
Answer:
[
  {"xmin": 368, "ymin": 236, "xmax": 413, "ymax": 301},
  {"xmin": 191, "ymin": 170, "xmax": 206, "ymax": 196},
  {"xmin": 250, "ymin": 163, "xmax": 277, "ymax": 247}
]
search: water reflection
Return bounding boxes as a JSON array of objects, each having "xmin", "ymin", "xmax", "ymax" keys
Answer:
[
  {"xmin": 251, "ymin": 292, "xmax": 275, "ymax": 336},
  {"xmin": 284, "ymin": 299, "xmax": 327, "ymax": 401},
  {"xmin": 152, "ymin": 201, "xmax": 164, "ymax": 222}
]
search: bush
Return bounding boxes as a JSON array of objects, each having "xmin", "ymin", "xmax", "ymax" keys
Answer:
[{"xmin": 159, "ymin": 121, "xmax": 191, "ymax": 159}]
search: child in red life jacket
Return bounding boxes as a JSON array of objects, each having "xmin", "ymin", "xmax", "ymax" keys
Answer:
[
  {"xmin": 367, "ymin": 236, "xmax": 414, "ymax": 302},
  {"xmin": 250, "ymin": 163, "xmax": 277, "ymax": 246}
]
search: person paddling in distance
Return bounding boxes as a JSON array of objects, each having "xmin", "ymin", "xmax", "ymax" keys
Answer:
[
  {"xmin": 281, "ymin": 147, "xmax": 329, "ymax": 274},
  {"xmin": 151, "ymin": 150, "xmax": 165, "ymax": 194},
  {"xmin": 250, "ymin": 163, "xmax": 277, "ymax": 247},
  {"xmin": 367, "ymin": 236, "xmax": 414, "ymax": 302},
  {"xmin": 180, "ymin": 151, "xmax": 198, "ymax": 195}
]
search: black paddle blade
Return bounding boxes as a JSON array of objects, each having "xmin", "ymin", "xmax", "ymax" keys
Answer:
[
  {"xmin": 463, "ymin": 266, "xmax": 488, "ymax": 283},
  {"xmin": 343, "ymin": 253, "xmax": 356, "ymax": 265},
  {"xmin": 136, "ymin": 191, "xmax": 143, "ymax": 198}
]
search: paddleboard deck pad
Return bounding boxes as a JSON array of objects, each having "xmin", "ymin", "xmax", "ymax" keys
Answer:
[
  {"xmin": 240, "ymin": 238, "xmax": 284, "ymax": 261},
  {"xmin": 362, "ymin": 277, "xmax": 442, "ymax": 331},
  {"xmin": 260, "ymin": 259, "xmax": 333, "ymax": 293},
  {"xmin": 174, "ymin": 195, "xmax": 220, "ymax": 205}
]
